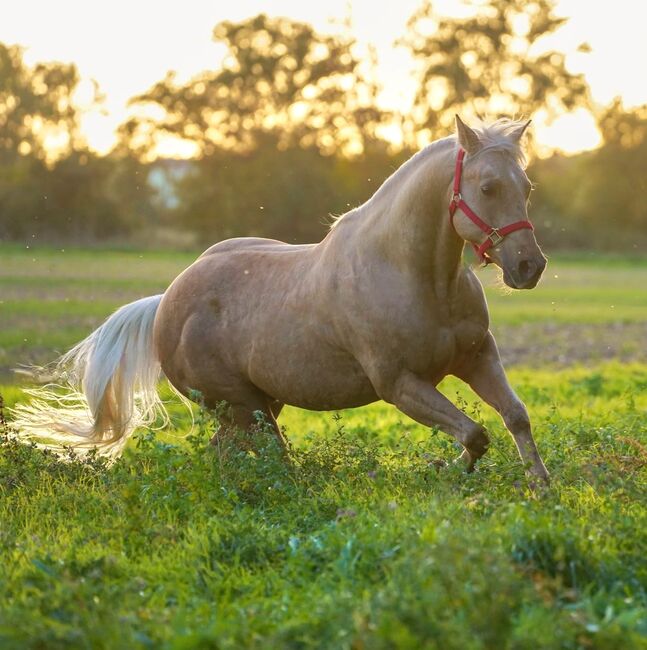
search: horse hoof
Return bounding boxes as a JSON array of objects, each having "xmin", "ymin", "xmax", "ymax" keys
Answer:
[
  {"xmin": 428, "ymin": 458, "xmax": 448, "ymax": 471},
  {"xmin": 528, "ymin": 473, "xmax": 550, "ymax": 491}
]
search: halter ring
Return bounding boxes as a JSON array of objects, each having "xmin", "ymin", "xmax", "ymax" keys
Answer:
[{"xmin": 487, "ymin": 229, "xmax": 504, "ymax": 247}]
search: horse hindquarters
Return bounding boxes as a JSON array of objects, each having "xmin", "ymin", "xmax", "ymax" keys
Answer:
[{"xmin": 11, "ymin": 295, "xmax": 165, "ymax": 458}]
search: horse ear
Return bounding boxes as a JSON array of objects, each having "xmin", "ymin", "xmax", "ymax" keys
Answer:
[
  {"xmin": 509, "ymin": 119, "xmax": 532, "ymax": 142},
  {"xmin": 455, "ymin": 115, "xmax": 482, "ymax": 155}
]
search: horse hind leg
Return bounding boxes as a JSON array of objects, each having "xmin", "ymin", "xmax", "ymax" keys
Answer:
[{"xmin": 209, "ymin": 395, "xmax": 289, "ymax": 457}]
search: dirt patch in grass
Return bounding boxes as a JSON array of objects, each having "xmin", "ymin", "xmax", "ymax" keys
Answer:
[{"xmin": 493, "ymin": 321, "xmax": 647, "ymax": 366}]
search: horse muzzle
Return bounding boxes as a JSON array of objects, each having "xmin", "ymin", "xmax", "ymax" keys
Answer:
[{"xmin": 502, "ymin": 255, "xmax": 546, "ymax": 290}]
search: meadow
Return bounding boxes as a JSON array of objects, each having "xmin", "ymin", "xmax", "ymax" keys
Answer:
[{"xmin": 0, "ymin": 244, "xmax": 645, "ymax": 648}]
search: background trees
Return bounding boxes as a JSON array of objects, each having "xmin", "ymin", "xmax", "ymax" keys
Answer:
[
  {"xmin": 119, "ymin": 14, "xmax": 399, "ymax": 243},
  {"xmin": 400, "ymin": 0, "xmax": 589, "ymax": 140},
  {"xmin": 0, "ymin": 44, "xmax": 154, "ymax": 242},
  {"xmin": 0, "ymin": 4, "xmax": 644, "ymax": 251},
  {"xmin": 122, "ymin": 14, "xmax": 393, "ymax": 158},
  {"xmin": 0, "ymin": 43, "xmax": 80, "ymax": 163},
  {"xmin": 531, "ymin": 100, "xmax": 647, "ymax": 249}
]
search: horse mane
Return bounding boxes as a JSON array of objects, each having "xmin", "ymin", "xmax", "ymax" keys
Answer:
[{"xmin": 329, "ymin": 118, "xmax": 528, "ymax": 230}]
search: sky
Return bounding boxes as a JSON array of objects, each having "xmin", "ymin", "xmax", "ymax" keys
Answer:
[{"xmin": 1, "ymin": 0, "xmax": 645, "ymax": 157}]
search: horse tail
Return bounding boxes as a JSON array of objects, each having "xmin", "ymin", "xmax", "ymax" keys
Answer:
[{"xmin": 10, "ymin": 294, "xmax": 165, "ymax": 458}]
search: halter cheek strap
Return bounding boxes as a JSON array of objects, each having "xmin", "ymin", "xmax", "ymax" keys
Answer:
[{"xmin": 448, "ymin": 148, "xmax": 533, "ymax": 264}]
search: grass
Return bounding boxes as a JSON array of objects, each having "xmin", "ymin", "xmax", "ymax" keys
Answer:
[
  {"xmin": 480, "ymin": 258, "xmax": 647, "ymax": 325},
  {"xmin": 0, "ymin": 364, "xmax": 646, "ymax": 649},
  {"xmin": 0, "ymin": 243, "xmax": 646, "ymax": 648}
]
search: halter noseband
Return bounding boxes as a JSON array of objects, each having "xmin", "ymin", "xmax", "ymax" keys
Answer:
[{"xmin": 448, "ymin": 148, "xmax": 533, "ymax": 264}]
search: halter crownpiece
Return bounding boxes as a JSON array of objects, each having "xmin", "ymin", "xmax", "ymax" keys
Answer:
[{"xmin": 448, "ymin": 148, "xmax": 534, "ymax": 264}]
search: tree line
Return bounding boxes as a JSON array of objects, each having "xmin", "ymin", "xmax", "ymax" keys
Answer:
[{"xmin": 0, "ymin": 0, "xmax": 645, "ymax": 251}]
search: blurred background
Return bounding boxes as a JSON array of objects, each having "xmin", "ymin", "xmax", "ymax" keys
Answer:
[
  {"xmin": 0, "ymin": 0, "xmax": 645, "ymax": 380},
  {"xmin": 0, "ymin": 0, "xmax": 645, "ymax": 251}
]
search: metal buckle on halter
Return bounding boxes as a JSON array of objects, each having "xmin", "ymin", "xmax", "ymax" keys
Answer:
[
  {"xmin": 452, "ymin": 192, "xmax": 462, "ymax": 205},
  {"xmin": 487, "ymin": 229, "xmax": 504, "ymax": 247}
]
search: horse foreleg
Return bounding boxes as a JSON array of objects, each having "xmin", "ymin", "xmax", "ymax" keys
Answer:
[
  {"xmin": 379, "ymin": 370, "xmax": 490, "ymax": 470},
  {"xmin": 456, "ymin": 332, "xmax": 549, "ymax": 483}
]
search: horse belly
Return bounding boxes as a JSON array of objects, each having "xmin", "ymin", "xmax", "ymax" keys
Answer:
[
  {"xmin": 156, "ymin": 244, "xmax": 380, "ymax": 411},
  {"xmin": 248, "ymin": 341, "xmax": 378, "ymax": 411}
]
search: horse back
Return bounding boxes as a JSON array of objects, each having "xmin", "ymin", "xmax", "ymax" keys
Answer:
[{"xmin": 199, "ymin": 237, "xmax": 315, "ymax": 258}]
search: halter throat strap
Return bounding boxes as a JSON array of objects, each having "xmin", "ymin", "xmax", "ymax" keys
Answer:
[{"xmin": 448, "ymin": 148, "xmax": 533, "ymax": 263}]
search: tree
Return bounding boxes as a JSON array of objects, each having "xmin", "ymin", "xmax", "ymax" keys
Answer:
[
  {"xmin": 121, "ymin": 14, "xmax": 393, "ymax": 159},
  {"xmin": 0, "ymin": 42, "xmax": 156, "ymax": 243},
  {"xmin": 162, "ymin": 139, "xmax": 402, "ymax": 244},
  {"xmin": 597, "ymin": 98, "xmax": 647, "ymax": 149},
  {"xmin": 400, "ymin": 0, "xmax": 590, "ymax": 139},
  {"xmin": 529, "ymin": 99, "xmax": 647, "ymax": 249},
  {"xmin": 0, "ymin": 43, "xmax": 81, "ymax": 163}
]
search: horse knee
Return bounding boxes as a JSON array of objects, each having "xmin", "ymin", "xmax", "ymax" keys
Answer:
[
  {"xmin": 504, "ymin": 401, "xmax": 530, "ymax": 432},
  {"xmin": 455, "ymin": 423, "xmax": 490, "ymax": 471}
]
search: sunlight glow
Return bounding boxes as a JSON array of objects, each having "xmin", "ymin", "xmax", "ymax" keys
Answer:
[
  {"xmin": 534, "ymin": 109, "xmax": 602, "ymax": 157},
  {"xmin": 1, "ymin": 0, "xmax": 645, "ymax": 158}
]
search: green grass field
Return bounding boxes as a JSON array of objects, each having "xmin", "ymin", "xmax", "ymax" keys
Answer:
[{"xmin": 0, "ymin": 244, "xmax": 646, "ymax": 648}]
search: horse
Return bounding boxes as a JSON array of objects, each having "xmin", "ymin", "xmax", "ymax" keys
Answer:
[{"xmin": 11, "ymin": 116, "xmax": 550, "ymax": 482}]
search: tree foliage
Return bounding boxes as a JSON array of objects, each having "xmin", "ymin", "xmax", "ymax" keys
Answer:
[
  {"xmin": 165, "ymin": 139, "xmax": 404, "ymax": 244},
  {"xmin": 530, "ymin": 100, "xmax": 647, "ymax": 249},
  {"xmin": 0, "ymin": 43, "xmax": 154, "ymax": 242},
  {"xmin": 400, "ymin": 0, "xmax": 589, "ymax": 137},
  {"xmin": 123, "ymin": 14, "xmax": 392, "ymax": 159},
  {"xmin": 0, "ymin": 43, "xmax": 80, "ymax": 162},
  {"xmin": 0, "ymin": 10, "xmax": 644, "ymax": 251},
  {"xmin": 598, "ymin": 98, "xmax": 647, "ymax": 149}
]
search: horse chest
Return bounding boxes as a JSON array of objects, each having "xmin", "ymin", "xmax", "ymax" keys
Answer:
[
  {"xmin": 408, "ymin": 282, "xmax": 488, "ymax": 361},
  {"xmin": 444, "ymin": 277, "xmax": 490, "ymax": 365},
  {"xmin": 451, "ymin": 319, "xmax": 489, "ymax": 358},
  {"xmin": 407, "ymin": 319, "xmax": 486, "ymax": 376}
]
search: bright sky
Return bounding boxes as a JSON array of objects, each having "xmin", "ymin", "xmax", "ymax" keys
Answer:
[{"xmin": 2, "ymin": 0, "xmax": 645, "ymax": 157}]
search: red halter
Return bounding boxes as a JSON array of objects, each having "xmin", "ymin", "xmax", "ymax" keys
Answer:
[{"xmin": 448, "ymin": 148, "xmax": 533, "ymax": 263}]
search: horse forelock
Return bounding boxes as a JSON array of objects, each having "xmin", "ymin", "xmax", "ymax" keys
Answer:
[{"xmin": 467, "ymin": 119, "xmax": 529, "ymax": 168}]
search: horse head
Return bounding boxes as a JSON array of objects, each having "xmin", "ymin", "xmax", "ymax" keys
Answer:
[{"xmin": 451, "ymin": 116, "xmax": 547, "ymax": 290}]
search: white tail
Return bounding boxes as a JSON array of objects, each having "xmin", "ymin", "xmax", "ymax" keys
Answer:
[{"xmin": 11, "ymin": 294, "xmax": 165, "ymax": 458}]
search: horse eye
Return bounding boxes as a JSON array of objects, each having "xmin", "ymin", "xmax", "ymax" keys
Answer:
[{"xmin": 481, "ymin": 185, "xmax": 492, "ymax": 196}]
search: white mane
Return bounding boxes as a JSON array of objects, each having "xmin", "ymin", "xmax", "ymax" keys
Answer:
[
  {"xmin": 469, "ymin": 118, "xmax": 529, "ymax": 167},
  {"xmin": 330, "ymin": 118, "xmax": 529, "ymax": 230}
]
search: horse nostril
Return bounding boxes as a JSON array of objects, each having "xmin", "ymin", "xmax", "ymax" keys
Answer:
[{"xmin": 518, "ymin": 259, "xmax": 533, "ymax": 279}]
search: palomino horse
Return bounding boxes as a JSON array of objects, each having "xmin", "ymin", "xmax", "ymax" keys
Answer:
[{"xmin": 13, "ymin": 116, "xmax": 549, "ymax": 482}]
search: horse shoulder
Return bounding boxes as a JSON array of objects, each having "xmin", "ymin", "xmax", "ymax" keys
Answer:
[
  {"xmin": 458, "ymin": 268, "xmax": 489, "ymax": 319},
  {"xmin": 449, "ymin": 269, "xmax": 490, "ymax": 359}
]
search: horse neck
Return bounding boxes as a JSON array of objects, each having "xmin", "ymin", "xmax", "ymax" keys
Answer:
[{"xmin": 353, "ymin": 140, "xmax": 465, "ymax": 288}]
